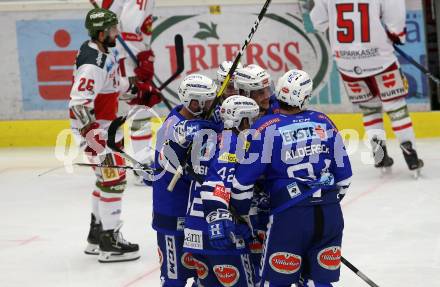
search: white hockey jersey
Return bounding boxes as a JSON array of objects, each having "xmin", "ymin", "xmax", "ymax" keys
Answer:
[
  {"xmin": 310, "ymin": 0, "xmax": 406, "ymax": 78},
  {"xmin": 69, "ymin": 41, "xmax": 123, "ymax": 141},
  {"xmin": 103, "ymin": 0, "xmax": 155, "ymax": 76}
]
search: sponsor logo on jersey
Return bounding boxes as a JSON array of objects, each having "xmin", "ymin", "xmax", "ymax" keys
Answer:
[
  {"xmin": 158, "ymin": 247, "xmax": 163, "ymax": 266},
  {"xmin": 193, "ymin": 258, "xmax": 209, "ymax": 279},
  {"xmin": 286, "ymin": 182, "xmax": 301, "ymax": 198},
  {"xmin": 218, "ymin": 152, "xmax": 237, "ymax": 163},
  {"xmin": 281, "ymin": 86, "xmax": 289, "ymax": 93},
  {"xmin": 184, "ymin": 228, "xmax": 203, "ymax": 250},
  {"xmin": 256, "ymin": 118, "xmax": 281, "ymax": 133},
  {"xmin": 181, "ymin": 252, "xmax": 196, "ymax": 270},
  {"xmin": 284, "ymin": 144, "xmax": 330, "ymax": 161},
  {"xmin": 213, "ymin": 184, "xmax": 231, "ymax": 203},
  {"xmin": 335, "ymin": 47, "xmax": 379, "ymax": 60},
  {"xmin": 269, "ymin": 252, "xmax": 301, "ymax": 274},
  {"xmin": 165, "ymin": 235, "xmax": 178, "ymax": 279},
  {"xmin": 279, "ymin": 122, "xmax": 327, "ymax": 144},
  {"xmin": 213, "ymin": 265, "xmax": 240, "ymax": 287},
  {"xmin": 317, "ymin": 246, "xmax": 341, "ymax": 270}
]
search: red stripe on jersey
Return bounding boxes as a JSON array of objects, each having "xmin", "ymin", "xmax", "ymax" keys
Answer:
[
  {"xmin": 363, "ymin": 118, "xmax": 383, "ymax": 127},
  {"xmin": 121, "ymin": 32, "xmax": 143, "ymax": 42},
  {"xmin": 98, "ymin": 176, "xmax": 127, "ymax": 187},
  {"xmin": 94, "ymin": 92, "xmax": 119, "ymax": 121},
  {"xmin": 92, "ymin": 191, "xmax": 100, "ymax": 198},
  {"xmin": 100, "ymin": 197, "xmax": 121, "ymax": 203},
  {"xmin": 392, "ymin": 123, "xmax": 412, "ymax": 131},
  {"xmin": 130, "ymin": 134, "xmax": 153, "ymax": 140}
]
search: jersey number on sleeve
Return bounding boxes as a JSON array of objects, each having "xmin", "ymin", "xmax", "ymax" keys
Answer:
[
  {"xmin": 336, "ymin": 3, "xmax": 370, "ymax": 43},
  {"xmin": 78, "ymin": 78, "xmax": 95, "ymax": 92}
]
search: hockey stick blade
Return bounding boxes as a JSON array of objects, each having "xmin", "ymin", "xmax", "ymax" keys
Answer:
[{"xmin": 159, "ymin": 34, "xmax": 185, "ymax": 90}]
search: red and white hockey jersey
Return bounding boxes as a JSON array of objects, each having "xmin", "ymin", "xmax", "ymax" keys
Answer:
[
  {"xmin": 69, "ymin": 41, "xmax": 122, "ymax": 137},
  {"xmin": 310, "ymin": 0, "xmax": 406, "ymax": 78},
  {"xmin": 103, "ymin": 0, "xmax": 155, "ymax": 76}
]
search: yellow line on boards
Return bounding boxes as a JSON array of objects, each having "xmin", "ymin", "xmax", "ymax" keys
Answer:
[{"xmin": 1, "ymin": 112, "xmax": 439, "ymax": 147}]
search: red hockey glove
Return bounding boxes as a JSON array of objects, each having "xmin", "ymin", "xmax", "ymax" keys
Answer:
[
  {"xmin": 128, "ymin": 83, "xmax": 162, "ymax": 107},
  {"xmin": 80, "ymin": 122, "xmax": 106, "ymax": 156},
  {"xmin": 387, "ymin": 29, "xmax": 406, "ymax": 46},
  {"xmin": 134, "ymin": 50, "xmax": 155, "ymax": 82}
]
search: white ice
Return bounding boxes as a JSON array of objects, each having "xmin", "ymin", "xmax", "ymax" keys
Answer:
[{"xmin": 1, "ymin": 138, "xmax": 439, "ymax": 286}]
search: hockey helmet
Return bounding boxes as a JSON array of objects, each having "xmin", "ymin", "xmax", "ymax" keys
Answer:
[
  {"xmin": 276, "ymin": 69, "xmax": 313, "ymax": 110},
  {"xmin": 85, "ymin": 8, "xmax": 118, "ymax": 39},
  {"xmin": 220, "ymin": 95, "xmax": 259, "ymax": 130},
  {"xmin": 234, "ymin": 64, "xmax": 271, "ymax": 95},
  {"xmin": 178, "ymin": 74, "xmax": 217, "ymax": 116}
]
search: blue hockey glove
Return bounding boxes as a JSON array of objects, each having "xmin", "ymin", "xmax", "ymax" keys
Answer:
[
  {"xmin": 173, "ymin": 119, "xmax": 223, "ymax": 147},
  {"xmin": 206, "ymin": 209, "xmax": 235, "ymax": 249},
  {"xmin": 306, "ymin": 172, "xmax": 335, "ymax": 188}
]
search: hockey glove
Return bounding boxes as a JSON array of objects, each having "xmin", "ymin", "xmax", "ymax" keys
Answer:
[
  {"xmin": 306, "ymin": 172, "xmax": 335, "ymax": 188},
  {"xmin": 173, "ymin": 119, "xmax": 223, "ymax": 147},
  {"xmin": 80, "ymin": 122, "xmax": 106, "ymax": 156},
  {"xmin": 128, "ymin": 84, "xmax": 162, "ymax": 107},
  {"xmin": 134, "ymin": 50, "xmax": 155, "ymax": 82},
  {"xmin": 206, "ymin": 209, "xmax": 236, "ymax": 249},
  {"xmin": 387, "ymin": 29, "xmax": 406, "ymax": 46}
]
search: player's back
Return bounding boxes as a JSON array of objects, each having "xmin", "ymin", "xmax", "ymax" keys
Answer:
[
  {"xmin": 246, "ymin": 110, "xmax": 352, "ymax": 208},
  {"xmin": 311, "ymin": 0, "xmax": 405, "ymax": 77}
]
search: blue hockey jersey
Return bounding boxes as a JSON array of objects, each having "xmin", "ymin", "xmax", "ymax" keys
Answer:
[
  {"xmin": 152, "ymin": 105, "xmax": 194, "ymax": 234},
  {"xmin": 183, "ymin": 130, "xmax": 249, "ymax": 255},
  {"xmin": 232, "ymin": 110, "xmax": 352, "ymax": 215}
]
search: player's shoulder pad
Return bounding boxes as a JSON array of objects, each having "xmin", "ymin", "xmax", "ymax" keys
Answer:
[
  {"xmin": 310, "ymin": 110, "xmax": 339, "ymax": 132},
  {"xmin": 253, "ymin": 114, "xmax": 282, "ymax": 134},
  {"xmin": 76, "ymin": 41, "xmax": 107, "ymax": 70}
]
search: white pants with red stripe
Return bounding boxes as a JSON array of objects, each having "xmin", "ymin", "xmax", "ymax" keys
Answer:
[
  {"xmin": 129, "ymin": 106, "xmax": 155, "ymax": 166},
  {"xmin": 360, "ymin": 96, "xmax": 416, "ymax": 147}
]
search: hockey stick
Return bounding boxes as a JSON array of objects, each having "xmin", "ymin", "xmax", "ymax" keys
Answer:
[
  {"xmin": 88, "ymin": 0, "xmax": 183, "ymax": 111},
  {"xmin": 166, "ymin": 0, "xmax": 273, "ymax": 191},
  {"xmin": 341, "ymin": 257, "xmax": 380, "ymax": 287},
  {"xmin": 394, "ymin": 45, "xmax": 440, "ymax": 85}
]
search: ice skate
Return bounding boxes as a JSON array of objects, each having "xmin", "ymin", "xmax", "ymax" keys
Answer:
[
  {"xmin": 371, "ymin": 136, "xmax": 394, "ymax": 174},
  {"xmin": 84, "ymin": 214, "xmax": 101, "ymax": 255},
  {"xmin": 400, "ymin": 141, "xmax": 424, "ymax": 179},
  {"xmin": 98, "ymin": 223, "xmax": 140, "ymax": 263}
]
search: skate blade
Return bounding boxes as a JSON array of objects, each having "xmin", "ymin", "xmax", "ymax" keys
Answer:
[
  {"xmin": 412, "ymin": 168, "xmax": 422, "ymax": 180},
  {"xmin": 380, "ymin": 166, "xmax": 392, "ymax": 175},
  {"xmin": 98, "ymin": 251, "xmax": 140, "ymax": 263},
  {"xmin": 84, "ymin": 243, "xmax": 100, "ymax": 255}
]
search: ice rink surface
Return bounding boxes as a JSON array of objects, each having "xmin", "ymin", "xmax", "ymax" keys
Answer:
[{"xmin": 1, "ymin": 138, "xmax": 439, "ymax": 287}]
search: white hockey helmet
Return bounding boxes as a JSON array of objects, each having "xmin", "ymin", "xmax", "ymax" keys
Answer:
[
  {"xmin": 178, "ymin": 74, "xmax": 217, "ymax": 116},
  {"xmin": 276, "ymin": 69, "xmax": 313, "ymax": 110},
  {"xmin": 217, "ymin": 61, "xmax": 243, "ymax": 83},
  {"xmin": 234, "ymin": 64, "xmax": 271, "ymax": 96},
  {"xmin": 220, "ymin": 95, "xmax": 260, "ymax": 130}
]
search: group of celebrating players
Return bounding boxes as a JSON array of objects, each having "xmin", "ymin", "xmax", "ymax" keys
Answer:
[{"xmin": 68, "ymin": 0, "xmax": 423, "ymax": 286}]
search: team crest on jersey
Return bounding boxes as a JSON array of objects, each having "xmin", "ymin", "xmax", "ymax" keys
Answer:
[
  {"xmin": 181, "ymin": 252, "xmax": 196, "ymax": 270},
  {"xmin": 213, "ymin": 265, "xmax": 240, "ymax": 286},
  {"xmin": 279, "ymin": 122, "xmax": 327, "ymax": 145},
  {"xmin": 269, "ymin": 252, "xmax": 301, "ymax": 274},
  {"xmin": 317, "ymin": 246, "xmax": 341, "ymax": 270}
]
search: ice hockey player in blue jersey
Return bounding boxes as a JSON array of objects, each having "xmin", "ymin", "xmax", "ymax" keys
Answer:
[
  {"xmin": 232, "ymin": 69, "xmax": 352, "ymax": 287},
  {"xmin": 210, "ymin": 61, "xmax": 244, "ymax": 125},
  {"xmin": 234, "ymin": 63, "xmax": 280, "ymax": 278},
  {"xmin": 152, "ymin": 74, "xmax": 221, "ymax": 287},
  {"xmin": 183, "ymin": 95, "xmax": 260, "ymax": 287}
]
